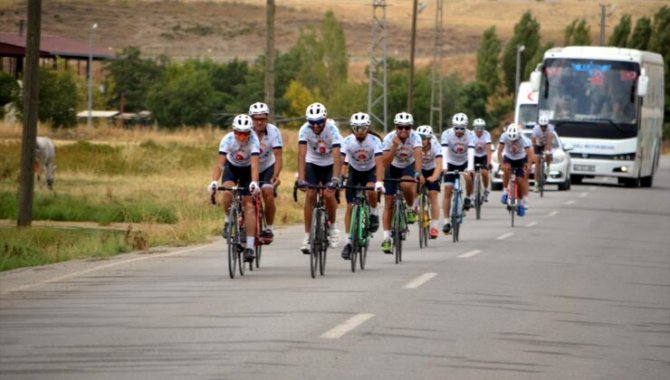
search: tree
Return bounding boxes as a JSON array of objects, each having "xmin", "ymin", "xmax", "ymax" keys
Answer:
[
  {"xmin": 36, "ymin": 67, "xmax": 80, "ymax": 128},
  {"xmin": 458, "ymin": 81, "xmax": 489, "ymax": 120},
  {"xmin": 630, "ymin": 17, "xmax": 652, "ymax": 51},
  {"xmin": 648, "ymin": 6, "xmax": 670, "ymax": 131},
  {"xmin": 565, "ymin": 18, "xmax": 591, "ymax": 46},
  {"xmin": 104, "ymin": 46, "xmax": 165, "ymax": 112},
  {"xmin": 476, "ymin": 27, "xmax": 502, "ymax": 96},
  {"xmin": 0, "ymin": 72, "xmax": 20, "ymax": 119},
  {"xmin": 320, "ymin": 10, "xmax": 348, "ymax": 95},
  {"xmin": 502, "ymin": 11, "xmax": 541, "ymax": 95},
  {"xmin": 283, "ymin": 80, "xmax": 320, "ymax": 120},
  {"xmin": 608, "ymin": 14, "xmax": 632, "ymax": 47}
]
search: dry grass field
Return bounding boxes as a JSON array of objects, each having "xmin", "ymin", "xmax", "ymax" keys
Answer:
[{"xmin": 0, "ymin": 0, "xmax": 665, "ymax": 81}]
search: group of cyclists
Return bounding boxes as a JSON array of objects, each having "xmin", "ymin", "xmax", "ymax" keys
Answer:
[{"xmin": 209, "ymin": 101, "xmax": 556, "ymax": 263}]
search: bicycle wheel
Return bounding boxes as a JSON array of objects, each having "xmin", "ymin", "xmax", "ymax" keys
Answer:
[
  {"xmin": 226, "ymin": 209, "xmax": 238, "ymax": 279},
  {"xmin": 539, "ymin": 157, "xmax": 545, "ymax": 198},
  {"xmin": 451, "ymin": 194, "xmax": 459, "ymax": 243},
  {"xmin": 255, "ymin": 207, "xmax": 265, "ymax": 269},
  {"xmin": 509, "ymin": 182, "xmax": 516, "ymax": 228},
  {"xmin": 475, "ymin": 174, "xmax": 482, "ymax": 220},
  {"xmin": 350, "ymin": 206, "xmax": 359, "ymax": 273},
  {"xmin": 360, "ymin": 238, "xmax": 368, "ymax": 270},
  {"xmin": 393, "ymin": 201, "xmax": 403, "ymax": 264},
  {"xmin": 419, "ymin": 193, "xmax": 428, "ymax": 248},
  {"xmin": 309, "ymin": 208, "xmax": 320, "ymax": 278},
  {"xmin": 319, "ymin": 211, "xmax": 328, "ymax": 276}
]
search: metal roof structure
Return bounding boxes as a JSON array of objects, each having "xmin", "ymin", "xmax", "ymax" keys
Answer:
[{"xmin": 0, "ymin": 32, "xmax": 112, "ymax": 59}]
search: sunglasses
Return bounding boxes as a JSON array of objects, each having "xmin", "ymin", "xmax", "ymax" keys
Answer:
[
  {"xmin": 252, "ymin": 117, "xmax": 268, "ymax": 122},
  {"xmin": 308, "ymin": 119, "xmax": 325, "ymax": 126},
  {"xmin": 454, "ymin": 127, "xmax": 466, "ymax": 131},
  {"xmin": 396, "ymin": 125, "xmax": 412, "ymax": 131},
  {"xmin": 234, "ymin": 131, "xmax": 251, "ymax": 136},
  {"xmin": 352, "ymin": 126, "xmax": 368, "ymax": 132}
]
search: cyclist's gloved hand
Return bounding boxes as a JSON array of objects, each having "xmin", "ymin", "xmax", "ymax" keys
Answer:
[
  {"xmin": 327, "ymin": 176, "xmax": 341, "ymax": 190},
  {"xmin": 297, "ymin": 180, "xmax": 309, "ymax": 188},
  {"xmin": 249, "ymin": 181, "xmax": 260, "ymax": 195},
  {"xmin": 209, "ymin": 181, "xmax": 218, "ymax": 196},
  {"xmin": 374, "ymin": 181, "xmax": 385, "ymax": 193}
]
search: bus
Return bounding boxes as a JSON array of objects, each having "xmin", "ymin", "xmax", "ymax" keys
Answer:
[
  {"xmin": 514, "ymin": 81, "xmax": 538, "ymax": 126},
  {"xmin": 530, "ymin": 46, "xmax": 664, "ymax": 187}
]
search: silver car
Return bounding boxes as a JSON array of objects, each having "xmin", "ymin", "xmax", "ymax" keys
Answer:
[{"xmin": 491, "ymin": 130, "xmax": 573, "ymax": 191}]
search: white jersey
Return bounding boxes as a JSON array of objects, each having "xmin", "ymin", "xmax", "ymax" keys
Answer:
[
  {"xmin": 298, "ymin": 119, "xmax": 342, "ymax": 166},
  {"xmin": 499, "ymin": 133, "xmax": 531, "ymax": 160},
  {"xmin": 257, "ymin": 123, "xmax": 283, "ymax": 172},
  {"xmin": 441, "ymin": 128, "xmax": 475, "ymax": 166},
  {"xmin": 472, "ymin": 130, "xmax": 492, "ymax": 158},
  {"xmin": 420, "ymin": 138, "xmax": 442, "ymax": 171},
  {"xmin": 218, "ymin": 132, "xmax": 261, "ymax": 167},
  {"xmin": 531, "ymin": 124, "xmax": 555, "ymax": 146},
  {"xmin": 382, "ymin": 130, "xmax": 422, "ymax": 169},
  {"xmin": 340, "ymin": 134, "xmax": 382, "ymax": 172}
]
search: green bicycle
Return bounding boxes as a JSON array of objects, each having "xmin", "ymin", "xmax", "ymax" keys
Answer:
[{"xmin": 343, "ymin": 184, "xmax": 378, "ymax": 272}]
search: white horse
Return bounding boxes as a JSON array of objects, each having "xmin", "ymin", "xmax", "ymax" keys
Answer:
[{"xmin": 35, "ymin": 136, "xmax": 56, "ymax": 190}]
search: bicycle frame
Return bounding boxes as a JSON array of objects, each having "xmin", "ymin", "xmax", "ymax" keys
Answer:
[
  {"xmin": 385, "ymin": 178, "xmax": 415, "ymax": 264},
  {"xmin": 507, "ymin": 173, "xmax": 519, "ymax": 228},
  {"xmin": 293, "ymin": 183, "xmax": 330, "ymax": 278},
  {"xmin": 343, "ymin": 185, "xmax": 376, "ymax": 272},
  {"xmin": 417, "ymin": 184, "xmax": 430, "ymax": 248},
  {"xmin": 473, "ymin": 165, "xmax": 483, "ymax": 220},
  {"xmin": 446, "ymin": 171, "xmax": 463, "ymax": 243},
  {"xmin": 215, "ymin": 186, "xmax": 247, "ymax": 279}
]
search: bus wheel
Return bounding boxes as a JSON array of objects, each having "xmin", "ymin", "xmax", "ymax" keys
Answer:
[{"xmin": 570, "ymin": 175, "xmax": 583, "ymax": 185}]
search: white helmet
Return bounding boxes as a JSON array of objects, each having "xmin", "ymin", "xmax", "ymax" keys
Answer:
[
  {"xmin": 473, "ymin": 118, "xmax": 486, "ymax": 130},
  {"xmin": 506, "ymin": 124, "xmax": 521, "ymax": 141},
  {"xmin": 305, "ymin": 102, "xmax": 327, "ymax": 121},
  {"xmin": 393, "ymin": 112, "xmax": 413, "ymax": 126},
  {"xmin": 452, "ymin": 112, "xmax": 468, "ymax": 128},
  {"xmin": 248, "ymin": 102, "xmax": 270, "ymax": 116},
  {"xmin": 416, "ymin": 125, "xmax": 434, "ymax": 138},
  {"xmin": 232, "ymin": 114, "xmax": 253, "ymax": 132},
  {"xmin": 350, "ymin": 112, "xmax": 371, "ymax": 128},
  {"xmin": 538, "ymin": 114, "xmax": 550, "ymax": 126}
]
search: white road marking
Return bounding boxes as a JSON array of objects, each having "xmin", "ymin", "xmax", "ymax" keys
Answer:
[
  {"xmin": 0, "ymin": 244, "xmax": 209, "ymax": 295},
  {"xmin": 564, "ymin": 200, "xmax": 576, "ymax": 205},
  {"xmin": 457, "ymin": 250, "xmax": 481, "ymax": 259},
  {"xmin": 548, "ymin": 211, "xmax": 559, "ymax": 217},
  {"xmin": 579, "ymin": 192, "xmax": 588, "ymax": 198},
  {"xmin": 403, "ymin": 272, "xmax": 438, "ymax": 288},
  {"xmin": 526, "ymin": 221, "xmax": 538, "ymax": 228},
  {"xmin": 320, "ymin": 313, "xmax": 374, "ymax": 339},
  {"xmin": 497, "ymin": 232, "xmax": 514, "ymax": 240}
]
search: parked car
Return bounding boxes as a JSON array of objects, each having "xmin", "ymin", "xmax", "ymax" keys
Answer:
[{"xmin": 491, "ymin": 129, "xmax": 573, "ymax": 191}]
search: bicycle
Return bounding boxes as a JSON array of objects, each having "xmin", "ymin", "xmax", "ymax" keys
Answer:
[
  {"xmin": 212, "ymin": 186, "xmax": 248, "ymax": 278},
  {"xmin": 251, "ymin": 182, "xmax": 277, "ymax": 269},
  {"xmin": 385, "ymin": 178, "xmax": 416, "ymax": 264},
  {"xmin": 536, "ymin": 150, "xmax": 551, "ymax": 198},
  {"xmin": 445, "ymin": 171, "xmax": 464, "ymax": 243},
  {"xmin": 506, "ymin": 171, "xmax": 521, "ymax": 228},
  {"xmin": 417, "ymin": 183, "xmax": 430, "ymax": 248},
  {"xmin": 342, "ymin": 184, "xmax": 377, "ymax": 272},
  {"xmin": 293, "ymin": 182, "xmax": 331, "ymax": 278},
  {"xmin": 473, "ymin": 164, "xmax": 484, "ymax": 220}
]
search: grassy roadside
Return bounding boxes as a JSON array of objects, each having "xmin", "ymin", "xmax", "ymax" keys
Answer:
[{"xmin": 0, "ymin": 123, "xmax": 305, "ymax": 271}]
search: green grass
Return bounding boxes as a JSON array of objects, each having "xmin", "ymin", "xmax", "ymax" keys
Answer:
[{"xmin": 0, "ymin": 227, "xmax": 131, "ymax": 271}]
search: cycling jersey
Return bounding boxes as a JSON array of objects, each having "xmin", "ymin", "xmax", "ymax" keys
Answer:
[
  {"xmin": 441, "ymin": 128, "xmax": 475, "ymax": 166},
  {"xmin": 472, "ymin": 130, "xmax": 492, "ymax": 158},
  {"xmin": 257, "ymin": 123, "xmax": 283, "ymax": 172},
  {"xmin": 382, "ymin": 130, "xmax": 422, "ymax": 169},
  {"xmin": 298, "ymin": 119, "xmax": 342, "ymax": 166},
  {"xmin": 531, "ymin": 123, "xmax": 555, "ymax": 146},
  {"xmin": 340, "ymin": 134, "xmax": 382, "ymax": 172},
  {"xmin": 499, "ymin": 133, "xmax": 531, "ymax": 160},
  {"xmin": 420, "ymin": 137, "xmax": 442, "ymax": 171},
  {"xmin": 218, "ymin": 132, "xmax": 261, "ymax": 167}
]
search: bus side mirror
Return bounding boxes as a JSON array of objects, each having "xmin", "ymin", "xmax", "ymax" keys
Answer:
[
  {"xmin": 563, "ymin": 144, "xmax": 574, "ymax": 152},
  {"xmin": 637, "ymin": 74, "xmax": 649, "ymax": 97},
  {"xmin": 530, "ymin": 71, "xmax": 541, "ymax": 92}
]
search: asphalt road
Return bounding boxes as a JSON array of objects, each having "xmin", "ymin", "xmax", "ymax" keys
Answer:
[{"xmin": 1, "ymin": 159, "xmax": 669, "ymax": 379}]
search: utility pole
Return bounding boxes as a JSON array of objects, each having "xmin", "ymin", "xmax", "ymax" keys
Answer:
[
  {"xmin": 18, "ymin": 0, "xmax": 42, "ymax": 227},
  {"xmin": 598, "ymin": 3, "xmax": 616, "ymax": 46},
  {"xmin": 514, "ymin": 44, "xmax": 525, "ymax": 101},
  {"xmin": 429, "ymin": 0, "xmax": 444, "ymax": 133},
  {"xmin": 368, "ymin": 0, "xmax": 388, "ymax": 132},
  {"xmin": 265, "ymin": 0, "xmax": 275, "ymax": 116},
  {"xmin": 407, "ymin": 0, "xmax": 418, "ymax": 114}
]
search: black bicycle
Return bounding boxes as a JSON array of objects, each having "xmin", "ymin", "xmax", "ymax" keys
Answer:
[
  {"xmin": 294, "ymin": 182, "xmax": 331, "ymax": 278},
  {"xmin": 473, "ymin": 164, "xmax": 484, "ymax": 220},
  {"xmin": 417, "ymin": 183, "xmax": 430, "ymax": 248},
  {"xmin": 212, "ymin": 186, "xmax": 248, "ymax": 278}
]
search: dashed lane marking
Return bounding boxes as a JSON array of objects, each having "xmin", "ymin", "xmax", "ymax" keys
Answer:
[
  {"xmin": 548, "ymin": 211, "xmax": 559, "ymax": 217},
  {"xmin": 403, "ymin": 272, "xmax": 438, "ymax": 288},
  {"xmin": 497, "ymin": 232, "xmax": 514, "ymax": 240},
  {"xmin": 526, "ymin": 221, "xmax": 538, "ymax": 228},
  {"xmin": 320, "ymin": 313, "xmax": 375, "ymax": 339},
  {"xmin": 457, "ymin": 250, "xmax": 481, "ymax": 259}
]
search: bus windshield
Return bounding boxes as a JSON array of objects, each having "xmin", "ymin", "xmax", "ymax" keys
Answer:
[
  {"xmin": 518, "ymin": 104, "xmax": 538, "ymax": 126},
  {"xmin": 539, "ymin": 58, "xmax": 639, "ymax": 126}
]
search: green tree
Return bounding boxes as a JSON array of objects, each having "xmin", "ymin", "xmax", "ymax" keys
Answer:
[
  {"xmin": 630, "ymin": 17, "xmax": 652, "ymax": 51},
  {"xmin": 0, "ymin": 72, "xmax": 20, "ymax": 119},
  {"xmin": 320, "ymin": 10, "xmax": 348, "ymax": 95},
  {"xmin": 565, "ymin": 18, "xmax": 591, "ymax": 45},
  {"xmin": 104, "ymin": 46, "xmax": 166, "ymax": 112},
  {"xmin": 502, "ymin": 11, "xmax": 541, "ymax": 95},
  {"xmin": 476, "ymin": 27, "xmax": 502, "ymax": 96},
  {"xmin": 328, "ymin": 82, "xmax": 368, "ymax": 122},
  {"xmin": 37, "ymin": 67, "xmax": 81, "ymax": 128},
  {"xmin": 146, "ymin": 63, "xmax": 219, "ymax": 128},
  {"xmin": 458, "ymin": 81, "xmax": 489, "ymax": 120},
  {"xmin": 648, "ymin": 6, "xmax": 670, "ymax": 131},
  {"xmin": 283, "ymin": 80, "xmax": 320, "ymax": 120},
  {"xmin": 608, "ymin": 14, "xmax": 632, "ymax": 47}
]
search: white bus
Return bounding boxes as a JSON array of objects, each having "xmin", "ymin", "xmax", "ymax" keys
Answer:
[
  {"xmin": 530, "ymin": 46, "xmax": 664, "ymax": 187},
  {"xmin": 514, "ymin": 81, "xmax": 538, "ymax": 126}
]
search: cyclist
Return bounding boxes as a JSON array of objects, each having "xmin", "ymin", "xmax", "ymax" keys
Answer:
[
  {"xmin": 380, "ymin": 112, "xmax": 423, "ymax": 254},
  {"xmin": 209, "ymin": 114, "xmax": 261, "ymax": 262},
  {"xmin": 416, "ymin": 125, "xmax": 443, "ymax": 239},
  {"xmin": 248, "ymin": 102, "xmax": 283, "ymax": 240},
  {"xmin": 440, "ymin": 112, "xmax": 475, "ymax": 235},
  {"xmin": 531, "ymin": 114, "xmax": 554, "ymax": 192},
  {"xmin": 497, "ymin": 123, "xmax": 534, "ymax": 216},
  {"xmin": 296, "ymin": 102, "xmax": 343, "ymax": 253},
  {"xmin": 339, "ymin": 112, "xmax": 385, "ymax": 260},
  {"xmin": 472, "ymin": 118, "xmax": 492, "ymax": 202}
]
